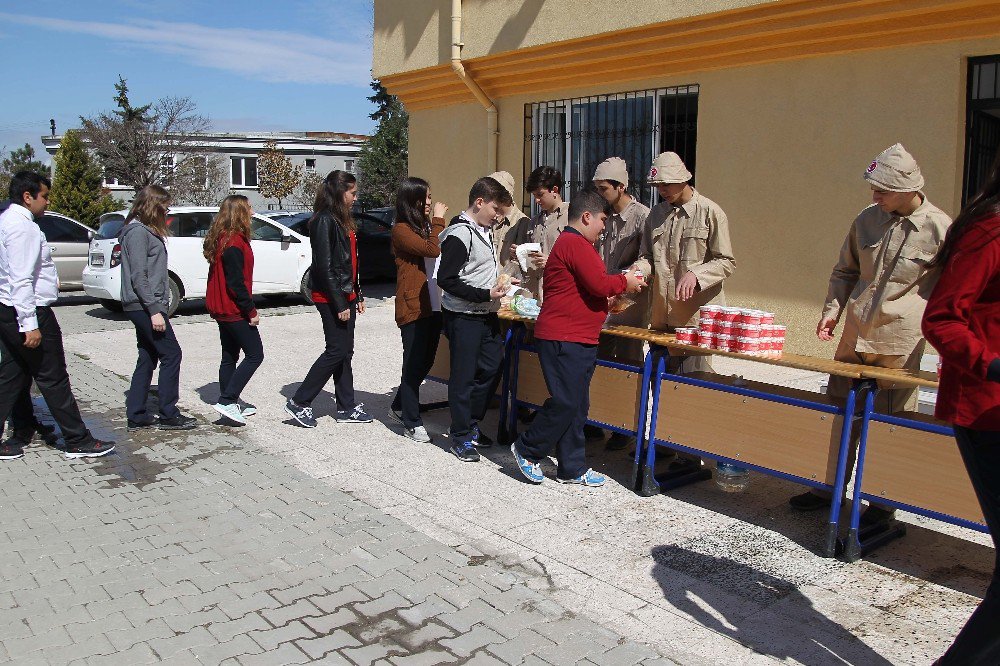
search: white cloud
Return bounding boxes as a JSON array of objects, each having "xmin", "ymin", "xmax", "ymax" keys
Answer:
[{"xmin": 0, "ymin": 13, "xmax": 371, "ymax": 86}]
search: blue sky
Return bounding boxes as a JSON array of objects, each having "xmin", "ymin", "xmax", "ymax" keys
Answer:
[{"xmin": 0, "ymin": 0, "xmax": 376, "ymax": 163}]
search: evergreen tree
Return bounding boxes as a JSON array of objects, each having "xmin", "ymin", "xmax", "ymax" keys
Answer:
[
  {"xmin": 0, "ymin": 143, "xmax": 49, "ymax": 198},
  {"xmin": 356, "ymin": 80, "xmax": 408, "ymax": 209},
  {"xmin": 48, "ymin": 131, "xmax": 118, "ymax": 227}
]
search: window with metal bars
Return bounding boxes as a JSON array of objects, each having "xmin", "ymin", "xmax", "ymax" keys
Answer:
[
  {"xmin": 523, "ymin": 85, "xmax": 699, "ymax": 214},
  {"xmin": 965, "ymin": 56, "xmax": 1000, "ymax": 204}
]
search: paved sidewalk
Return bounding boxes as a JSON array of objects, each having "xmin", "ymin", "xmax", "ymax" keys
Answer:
[{"xmin": 0, "ymin": 356, "xmax": 671, "ymax": 665}]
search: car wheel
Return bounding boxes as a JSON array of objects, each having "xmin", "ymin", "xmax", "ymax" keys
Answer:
[
  {"xmin": 300, "ymin": 269, "xmax": 314, "ymax": 305},
  {"xmin": 98, "ymin": 299, "xmax": 123, "ymax": 313},
  {"xmin": 167, "ymin": 276, "xmax": 181, "ymax": 317}
]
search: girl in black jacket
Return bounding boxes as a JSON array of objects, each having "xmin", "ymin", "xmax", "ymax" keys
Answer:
[{"xmin": 285, "ymin": 170, "xmax": 371, "ymax": 428}]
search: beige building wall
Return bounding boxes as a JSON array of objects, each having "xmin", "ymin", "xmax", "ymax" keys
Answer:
[
  {"xmin": 373, "ymin": 0, "xmax": 779, "ymax": 78},
  {"xmin": 406, "ymin": 36, "xmax": 1000, "ymax": 356}
]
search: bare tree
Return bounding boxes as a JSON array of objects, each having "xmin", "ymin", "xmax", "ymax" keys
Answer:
[
  {"xmin": 292, "ymin": 170, "xmax": 323, "ymax": 209},
  {"xmin": 79, "ymin": 76, "xmax": 211, "ymax": 193},
  {"xmin": 170, "ymin": 154, "xmax": 229, "ymax": 206}
]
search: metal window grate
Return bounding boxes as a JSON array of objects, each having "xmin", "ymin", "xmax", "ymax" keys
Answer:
[
  {"xmin": 524, "ymin": 85, "xmax": 699, "ymax": 214},
  {"xmin": 964, "ymin": 56, "xmax": 1000, "ymax": 204}
]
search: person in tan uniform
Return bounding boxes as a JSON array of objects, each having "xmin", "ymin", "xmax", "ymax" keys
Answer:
[
  {"xmin": 789, "ymin": 143, "xmax": 953, "ymax": 526},
  {"xmin": 632, "ymin": 152, "xmax": 736, "ymax": 375},
  {"xmin": 593, "ymin": 157, "xmax": 651, "ymax": 449},
  {"xmin": 488, "ymin": 170, "xmax": 529, "ymax": 280},
  {"xmin": 512, "ymin": 166, "xmax": 570, "ymax": 301}
]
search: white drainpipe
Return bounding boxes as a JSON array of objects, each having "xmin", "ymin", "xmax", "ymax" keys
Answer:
[{"xmin": 450, "ymin": 0, "xmax": 498, "ymax": 172}]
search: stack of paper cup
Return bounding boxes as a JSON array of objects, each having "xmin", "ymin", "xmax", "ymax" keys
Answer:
[{"xmin": 675, "ymin": 328, "xmax": 697, "ymax": 344}]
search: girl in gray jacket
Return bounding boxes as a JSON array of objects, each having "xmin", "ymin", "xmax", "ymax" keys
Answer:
[{"xmin": 118, "ymin": 185, "xmax": 197, "ymax": 431}]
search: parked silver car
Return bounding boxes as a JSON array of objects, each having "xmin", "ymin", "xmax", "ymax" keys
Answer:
[{"xmin": 36, "ymin": 212, "xmax": 95, "ymax": 290}]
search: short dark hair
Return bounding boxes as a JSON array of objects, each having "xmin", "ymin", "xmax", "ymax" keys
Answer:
[
  {"xmin": 526, "ymin": 166, "xmax": 562, "ymax": 193},
  {"xmin": 9, "ymin": 170, "xmax": 51, "ymax": 203},
  {"xmin": 468, "ymin": 176, "xmax": 507, "ymax": 207},
  {"xmin": 569, "ymin": 190, "xmax": 612, "ymax": 222}
]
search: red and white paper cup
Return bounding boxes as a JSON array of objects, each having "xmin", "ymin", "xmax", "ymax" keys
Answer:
[
  {"xmin": 699, "ymin": 318, "xmax": 719, "ymax": 334},
  {"xmin": 719, "ymin": 307, "xmax": 740, "ymax": 323},
  {"xmin": 699, "ymin": 304, "xmax": 723, "ymax": 321},
  {"xmin": 761, "ymin": 312, "xmax": 776, "ymax": 325},
  {"xmin": 734, "ymin": 337, "xmax": 760, "ymax": 355},
  {"xmin": 675, "ymin": 328, "xmax": 697, "ymax": 344},
  {"xmin": 737, "ymin": 309, "xmax": 762, "ymax": 326}
]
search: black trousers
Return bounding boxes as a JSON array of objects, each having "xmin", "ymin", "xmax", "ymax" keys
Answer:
[
  {"xmin": 294, "ymin": 302, "xmax": 356, "ymax": 411},
  {"xmin": 1, "ymin": 382, "xmax": 38, "ymax": 439},
  {"xmin": 516, "ymin": 339, "xmax": 596, "ymax": 480},
  {"xmin": 392, "ymin": 313, "xmax": 442, "ymax": 428},
  {"xmin": 217, "ymin": 320, "xmax": 264, "ymax": 405},
  {"xmin": 937, "ymin": 425, "xmax": 1000, "ymax": 665},
  {"xmin": 0, "ymin": 305, "xmax": 93, "ymax": 446},
  {"xmin": 442, "ymin": 309, "xmax": 503, "ymax": 441},
  {"xmin": 125, "ymin": 310, "xmax": 182, "ymax": 421}
]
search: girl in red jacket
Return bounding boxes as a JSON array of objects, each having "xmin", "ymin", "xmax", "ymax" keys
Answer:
[
  {"xmin": 922, "ymin": 154, "xmax": 1000, "ymax": 665},
  {"xmin": 204, "ymin": 195, "xmax": 264, "ymax": 425}
]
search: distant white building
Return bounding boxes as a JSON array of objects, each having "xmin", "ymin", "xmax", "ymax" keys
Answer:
[{"xmin": 41, "ymin": 130, "xmax": 368, "ymax": 210}]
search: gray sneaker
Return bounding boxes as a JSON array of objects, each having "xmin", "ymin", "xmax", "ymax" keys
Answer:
[
  {"xmin": 213, "ymin": 402, "xmax": 247, "ymax": 425},
  {"xmin": 404, "ymin": 425, "xmax": 431, "ymax": 443}
]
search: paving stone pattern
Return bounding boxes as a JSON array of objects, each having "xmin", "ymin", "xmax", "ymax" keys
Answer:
[{"xmin": 0, "ymin": 355, "xmax": 673, "ymax": 665}]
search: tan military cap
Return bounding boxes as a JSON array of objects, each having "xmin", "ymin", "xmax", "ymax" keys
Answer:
[
  {"xmin": 863, "ymin": 143, "xmax": 925, "ymax": 192},
  {"xmin": 593, "ymin": 157, "xmax": 629, "ymax": 188},
  {"xmin": 648, "ymin": 152, "xmax": 692, "ymax": 184},
  {"xmin": 487, "ymin": 171, "xmax": 517, "ymax": 201}
]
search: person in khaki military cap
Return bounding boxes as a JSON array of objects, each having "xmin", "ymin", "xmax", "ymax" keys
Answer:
[
  {"xmin": 592, "ymin": 157, "xmax": 651, "ymax": 450},
  {"xmin": 789, "ymin": 143, "xmax": 953, "ymax": 526},
  {"xmin": 488, "ymin": 171, "xmax": 529, "ymax": 279},
  {"xmin": 632, "ymin": 152, "xmax": 736, "ymax": 371},
  {"xmin": 632, "ymin": 152, "xmax": 735, "ymax": 469}
]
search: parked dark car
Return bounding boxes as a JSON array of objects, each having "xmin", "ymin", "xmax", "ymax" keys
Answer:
[{"xmin": 284, "ymin": 207, "xmax": 396, "ymax": 281}]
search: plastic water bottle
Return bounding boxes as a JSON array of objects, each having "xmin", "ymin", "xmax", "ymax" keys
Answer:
[{"xmin": 715, "ymin": 461, "xmax": 750, "ymax": 493}]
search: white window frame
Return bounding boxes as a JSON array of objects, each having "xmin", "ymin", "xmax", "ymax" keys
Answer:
[{"xmin": 231, "ymin": 156, "xmax": 258, "ymax": 188}]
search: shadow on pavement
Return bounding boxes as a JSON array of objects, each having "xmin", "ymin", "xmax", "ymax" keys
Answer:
[{"xmin": 651, "ymin": 545, "xmax": 894, "ymax": 665}]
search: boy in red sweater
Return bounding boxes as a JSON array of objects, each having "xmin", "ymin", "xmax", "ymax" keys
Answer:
[{"xmin": 510, "ymin": 191, "xmax": 645, "ymax": 486}]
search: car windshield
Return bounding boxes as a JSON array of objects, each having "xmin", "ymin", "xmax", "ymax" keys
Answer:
[
  {"xmin": 285, "ymin": 212, "xmax": 313, "ymax": 237},
  {"xmin": 96, "ymin": 214, "xmax": 126, "ymax": 239}
]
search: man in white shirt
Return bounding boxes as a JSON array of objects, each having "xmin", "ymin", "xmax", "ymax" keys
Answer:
[{"xmin": 0, "ymin": 171, "xmax": 114, "ymax": 460}]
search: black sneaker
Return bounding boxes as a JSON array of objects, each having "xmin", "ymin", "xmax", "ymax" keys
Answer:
[
  {"xmin": 64, "ymin": 440, "xmax": 115, "ymax": 459},
  {"xmin": 5, "ymin": 422, "xmax": 59, "ymax": 447},
  {"xmin": 156, "ymin": 414, "xmax": 198, "ymax": 431},
  {"xmin": 472, "ymin": 423, "xmax": 493, "ymax": 448},
  {"xmin": 284, "ymin": 398, "xmax": 317, "ymax": 428},
  {"xmin": 0, "ymin": 443, "xmax": 25, "ymax": 460},
  {"xmin": 789, "ymin": 491, "xmax": 832, "ymax": 512},
  {"xmin": 583, "ymin": 424, "xmax": 605, "ymax": 442},
  {"xmin": 860, "ymin": 506, "xmax": 897, "ymax": 528},
  {"xmin": 336, "ymin": 403, "xmax": 373, "ymax": 424},
  {"xmin": 388, "ymin": 406, "xmax": 404, "ymax": 425},
  {"xmin": 450, "ymin": 442, "xmax": 481, "ymax": 462},
  {"xmin": 606, "ymin": 432, "xmax": 635, "ymax": 451},
  {"xmin": 127, "ymin": 417, "xmax": 157, "ymax": 431}
]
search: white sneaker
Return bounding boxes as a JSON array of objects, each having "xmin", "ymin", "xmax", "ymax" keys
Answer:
[
  {"xmin": 213, "ymin": 402, "xmax": 247, "ymax": 425},
  {"xmin": 239, "ymin": 402, "xmax": 257, "ymax": 417},
  {"xmin": 404, "ymin": 425, "xmax": 431, "ymax": 443}
]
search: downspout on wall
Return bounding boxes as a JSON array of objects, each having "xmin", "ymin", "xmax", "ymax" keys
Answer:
[{"xmin": 450, "ymin": 0, "xmax": 498, "ymax": 173}]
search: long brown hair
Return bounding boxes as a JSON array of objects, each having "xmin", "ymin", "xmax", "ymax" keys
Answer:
[
  {"xmin": 931, "ymin": 146, "xmax": 1000, "ymax": 268},
  {"xmin": 204, "ymin": 195, "xmax": 252, "ymax": 262},
  {"xmin": 126, "ymin": 185, "xmax": 171, "ymax": 237},
  {"xmin": 313, "ymin": 170, "xmax": 356, "ymax": 233}
]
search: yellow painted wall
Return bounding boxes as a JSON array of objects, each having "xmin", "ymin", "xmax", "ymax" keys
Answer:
[
  {"xmin": 373, "ymin": 0, "xmax": 779, "ymax": 78},
  {"xmin": 406, "ymin": 36, "xmax": 1000, "ymax": 356}
]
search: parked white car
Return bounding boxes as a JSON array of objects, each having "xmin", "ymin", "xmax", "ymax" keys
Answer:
[{"xmin": 83, "ymin": 207, "xmax": 312, "ymax": 316}]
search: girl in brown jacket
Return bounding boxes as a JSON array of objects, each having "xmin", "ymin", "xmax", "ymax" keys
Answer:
[{"xmin": 389, "ymin": 177, "xmax": 448, "ymax": 442}]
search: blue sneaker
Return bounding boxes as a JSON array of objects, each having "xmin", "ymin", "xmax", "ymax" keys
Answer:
[
  {"xmin": 450, "ymin": 441, "xmax": 481, "ymax": 462},
  {"xmin": 472, "ymin": 423, "xmax": 493, "ymax": 448},
  {"xmin": 556, "ymin": 468, "xmax": 606, "ymax": 487},
  {"xmin": 510, "ymin": 442, "xmax": 543, "ymax": 484},
  {"xmin": 285, "ymin": 399, "xmax": 317, "ymax": 428},
  {"xmin": 336, "ymin": 403, "xmax": 373, "ymax": 424}
]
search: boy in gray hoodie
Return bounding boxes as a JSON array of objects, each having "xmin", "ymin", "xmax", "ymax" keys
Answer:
[{"xmin": 437, "ymin": 177, "xmax": 511, "ymax": 462}]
